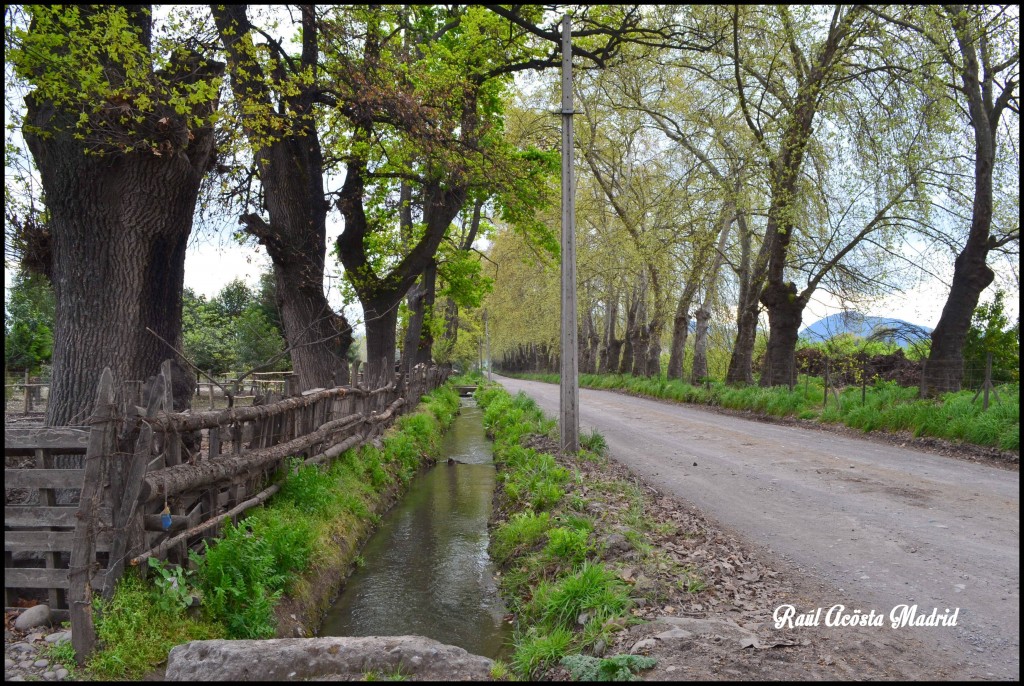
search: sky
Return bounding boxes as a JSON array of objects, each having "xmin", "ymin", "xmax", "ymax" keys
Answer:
[{"xmin": 176, "ymin": 220, "xmax": 1019, "ymax": 338}]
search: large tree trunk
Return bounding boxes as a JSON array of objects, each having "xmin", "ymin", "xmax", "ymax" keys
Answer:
[
  {"xmin": 666, "ymin": 289, "xmax": 697, "ymax": 380},
  {"xmin": 22, "ymin": 11, "xmax": 221, "ymax": 426},
  {"xmin": 727, "ymin": 300, "xmax": 760, "ymax": 385},
  {"xmin": 923, "ymin": 6, "xmax": 1006, "ymax": 395},
  {"xmin": 924, "ymin": 241, "xmax": 995, "ymax": 394},
  {"xmin": 759, "ymin": 282, "xmax": 806, "ymax": 387},
  {"xmin": 619, "ymin": 293, "xmax": 639, "ymax": 375},
  {"xmin": 645, "ymin": 319, "xmax": 663, "ymax": 377},
  {"xmin": 729, "ymin": 6, "xmax": 861, "ymax": 386},
  {"xmin": 214, "ymin": 5, "xmax": 352, "ymax": 391},
  {"xmin": 727, "ymin": 213, "xmax": 763, "ymax": 385},
  {"xmin": 691, "ymin": 210, "xmax": 734, "ymax": 383},
  {"xmin": 599, "ymin": 290, "xmax": 621, "ymax": 373},
  {"xmin": 690, "ymin": 305, "xmax": 714, "ymax": 383},
  {"xmin": 579, "ymin": 304, "xmax": 600, "ymax": 374},
  {"xmin": 401, "ymin": 260, "xmax": 437, "ymax": 374},
  {"xmin": 363, "ymin": 299, "xmax": 400, "ymax": 388}
]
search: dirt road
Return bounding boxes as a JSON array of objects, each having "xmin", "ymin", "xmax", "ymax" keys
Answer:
[{"xmin": 495, "ymin": 375, "xmax": 1020, "ymax": 680}]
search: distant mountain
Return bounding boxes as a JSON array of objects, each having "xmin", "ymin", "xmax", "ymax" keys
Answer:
[{"xmin": 799, "ymin": 313, "xmax": 932, "ymax": 346}]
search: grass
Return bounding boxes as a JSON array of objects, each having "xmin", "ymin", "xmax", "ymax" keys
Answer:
[
  {"xmin": 507, "ymin": 372, "xmax": 1019, "ymax": 452},
  {"xmin": 86, "ymin": 384, "xmax": 461, "ymax": 680},
  {"xmin": 39, "ymin": 636, "xmax": 79, "ymax": 678},
  {"xmin": 476, "ymin": 383, "xmax": 656, "ymax": 680},
  {"xmin": 88, "ymin": 572, "xmax": 224, "ymax": 679}
]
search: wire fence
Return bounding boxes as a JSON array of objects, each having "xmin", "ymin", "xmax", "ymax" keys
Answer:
[{"xmin": 759, "ymin": 352, "xmax": 1016, "ymax": 411}]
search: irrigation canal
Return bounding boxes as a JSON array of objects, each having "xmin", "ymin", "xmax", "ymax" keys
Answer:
[{"xmin": 318, "ymin": 399, "xmax": 513, "ymax": 659}]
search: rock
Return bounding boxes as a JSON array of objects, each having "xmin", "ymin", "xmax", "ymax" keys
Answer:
[
  {"xmin": 15, "ymin": 605, "xmax": 51, "ymax": 631},
  {"xmin": 9, "ymin": 643, "xmax": 36, "ymax": 654},
  {"xmin": 630, "ymin": 638, "xmax": 658, "ymax": 654},
  {"xmin": 165, "ymin": 636, "xmax": 494, "ymax": 681},
  {"xmin": 43, "ymin": 671, "xmax": 56, "ymax": 680},
  {"xmin": 647, "ymin": 616, "xmax": 759, "ymax": 648},
  {"xmin": 654, "ymin": 627, "xmax": 694, "ymax": 641},
  {"xmin": 45, "ymin": 631, "xmax": 71, "ymax": 644},
  {"xmin": 603, "ymin": 533, "xmax": 631, "ymax": 555},
  {"xmin": 34, "ymin": 659, "xmax": 49, "ymax": 668},
  {"xmin": 55, "ymin": 668, "xmax": 69, "ymax": 680},
  {"xmin": 5, "ymin": 658, "xmax": 14, "ymax": 669},
  {"xmin": 633, "ymin": 574, "xmax": 654, "ymax": 593}
]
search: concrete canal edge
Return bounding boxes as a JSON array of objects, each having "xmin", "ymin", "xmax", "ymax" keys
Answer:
[{"xmin": 165, "ymin": 636, "xmax": 493, "ymax": 681}]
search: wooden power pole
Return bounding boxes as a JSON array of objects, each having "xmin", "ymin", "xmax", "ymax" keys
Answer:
[
  {"xmin": 484, "ymin": 309, "xmax": 491, "ymax": 381},
  {"xmin": 560, "ymin": 13, "xmax": 579, "ymax": 453}
]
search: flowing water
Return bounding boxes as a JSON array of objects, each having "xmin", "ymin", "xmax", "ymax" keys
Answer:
[{"xmin": 318, "ymin": 399, "xmax": 513, "ymax": 659}]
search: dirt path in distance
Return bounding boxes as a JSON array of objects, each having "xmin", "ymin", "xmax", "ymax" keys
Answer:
[{"xmin": 496, "ymin": 375, "xmax": 1019, "ymax": 681}]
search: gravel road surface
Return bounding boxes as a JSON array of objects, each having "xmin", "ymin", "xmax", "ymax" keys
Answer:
[{"xmin": 495, "ymin": 375, "xmax": 1020, "ymax": 680}]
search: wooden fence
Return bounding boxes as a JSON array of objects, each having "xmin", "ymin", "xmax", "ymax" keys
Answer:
[{"xmin": 4, "ymin": 359, "xmax": 447, "ymax": 663}]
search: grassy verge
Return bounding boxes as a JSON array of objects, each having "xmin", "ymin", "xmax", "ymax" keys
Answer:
[
  {"xmin": 82, "ymin": 384, "xmax": 461, "ymax": 680},
  {"xmin": 477, "ymin": 384, "xmax": 691, "ymax": 681},
  {"xmin": 505, "ymin": 372, "xmax": 1019, "ymax": 453}
]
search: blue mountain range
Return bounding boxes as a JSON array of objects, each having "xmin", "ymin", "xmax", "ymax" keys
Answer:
[{"xmin": 799, "ymin": 313, "xmax": 932, "ymax": 346}]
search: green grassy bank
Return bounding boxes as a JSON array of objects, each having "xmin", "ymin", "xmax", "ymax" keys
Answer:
[
  {"xmin": 503, "ymin": 372, "xmax": 1019, "ymax": 453},
  {"xmin": 74, "ymin": 384, "xmax": 461, "ymax": 680},
  {"xmin": 477, "ymin": 383, "xmax": 690, "ymax": 681}
]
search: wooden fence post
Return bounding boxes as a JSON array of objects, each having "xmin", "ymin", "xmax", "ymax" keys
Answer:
[
  {"xmin": 861, "ymin": 356, "xmax": 868, "ymax": 405},
  {"xmin": 823, "ymin": 358, "xmax": 829, "ymax": 408},
  {"xmin": 919, "ymin": 358, "xmax": 927, "ymax": 398},
  {"xmin": 971, "ymin": 352, "xmax": 1001, "ymax": 411},
  {"xmin": 69, "ymin": 368, "xmax": 116, "ymax": 665},
  {"xmin": 103, "ymin": 422, "xmax": 153, "ymax": 599},
  {"xmin": 23, "ymin": 370, "xmax": 31, "ymax": 413}
]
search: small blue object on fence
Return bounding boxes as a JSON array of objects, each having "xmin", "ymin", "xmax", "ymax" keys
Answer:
[{"xmin": 161, "ymin": 504, "xmax": 172, "ymax": 531}]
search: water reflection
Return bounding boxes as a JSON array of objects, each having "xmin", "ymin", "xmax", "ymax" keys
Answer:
[{"xmin": 319, "ymin": 403, "xmax": 513, "ymax": 659}]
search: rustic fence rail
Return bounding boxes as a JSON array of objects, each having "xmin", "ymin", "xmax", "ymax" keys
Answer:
[{"xmin": 4, "ymin": 359, "xmax": 448, "ymax": 663}]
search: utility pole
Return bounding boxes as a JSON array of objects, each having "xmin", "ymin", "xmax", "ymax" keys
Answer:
[
  {"xmin": 484, "ymin": 309, "xmax": 491, "ymax": 381},
  {"xmin": 559, "ymin": 13, "xmax": 579, "ymax": 453}
]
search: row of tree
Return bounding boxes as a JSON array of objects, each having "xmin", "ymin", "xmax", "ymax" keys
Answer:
[
  {"xmin": 3, "ymin": 5, "xmax": 1018, "ymax": 429},
  {"xmin": 5, "ymin": 5, "xmax": 666, "ymax": 425},
  {"xmin": 484, "ymin": 5, "xmax": 1019, "ymax": 394}
]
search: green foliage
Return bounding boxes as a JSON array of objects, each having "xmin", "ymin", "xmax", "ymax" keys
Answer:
[
  {"xmin": 477, "ymin": 384, "xmax": 641, "ymax": 679},
  {"xmin": 88, "ymin": 571, "xmax": 223, "ymax": 680},
  {"xmin": 526, "ymin": 562, "xmax": 631, "ymax": 631},
  {"xmin": 4, "ymin": 269, "xmax": 54, "ymax": 371},
  {"xmin": 39, "ymin": 639, "xmax": 77, "ymax": 678},
  {"xmin": 511, "ymin": 627, "xmax": 574, "ymax": 678},
  {"xmin": 492, "ymin": 511, "xmax": 551, "ymax": 562},
  {"xmin": 233, "ymin": 305, "xmax": 288, "ymax": 372},
  {"xmin": 580, "ymin": 428, "xmax": 608, "ymax": 456},
  {"xmin": 148, "ymin": 558, "xmax": 198, "ymax": 614},
  {"xmin": 542, "ymin": 527, "xmax": 592, "ymax": 568},
  {"xmin": 965, "ymin": 290, "xmax": 1019, "ymax": 384},
  {"xmin": 182, "ymin": 288, "xmax": 234, "ymax": 375},
  {"xmin": 196, "ymin": 503, "xmax": 315, "ymax": 638},
  {"xmin": 560, "ymin": 654, "xmax": 658, "ymax": 682},
  {"xmin": 499, "ymin": 445, "xmax": 570, "ymax": 510},
  {"xmin": 182, "ymin": 283, "xmax": 290, "ymax": 375},
  {"xmin": 9, "ymin": 5, "xmax": 222, "ymax": 155}
]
